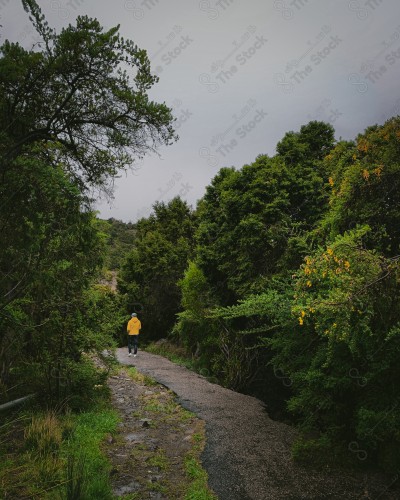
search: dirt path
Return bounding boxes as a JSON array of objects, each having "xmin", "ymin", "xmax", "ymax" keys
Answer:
[
  {"xmin": 106, "ymin": 366, "xmax": 208, "ymax": 499},
  {"xmin": 116, "ymin": 348, "xmax": 397, "ymax": 500}
]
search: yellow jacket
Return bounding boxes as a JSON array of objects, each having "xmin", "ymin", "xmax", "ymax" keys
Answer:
[{"xmin": 127, "ymin": 317, "xmax": 141, "ymax": 335}]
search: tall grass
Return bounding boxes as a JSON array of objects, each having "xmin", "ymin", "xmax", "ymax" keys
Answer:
[
  {"xmin": 63, "ymin": 410, "xmax": 119, "ymax": 499},
  {"xmin": 24, "ymin": 409, "xmax": 118, "ymax": 499},
  {"xmin": 0, "ymin": 352, "xmax": 121, "ymax": 498},
  {"xmin": 24, "ymin": 411, "xmax": 63, "ymax": 457},
  {"xmin": 0, "ymin": 405, "xmax": 118, "ymax": 499}
]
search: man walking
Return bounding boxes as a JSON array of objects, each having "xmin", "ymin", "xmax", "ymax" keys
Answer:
[{"xmin": 127, "ymin": 313, "xmax": 141, "ymax": 357}]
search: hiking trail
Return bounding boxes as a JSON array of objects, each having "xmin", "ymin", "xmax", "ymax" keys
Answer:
[{"xmin": 114, "ymin": 348, "xmax": 397, "ymax": 500}]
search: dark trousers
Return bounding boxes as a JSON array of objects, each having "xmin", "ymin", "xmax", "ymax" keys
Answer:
[{"xmin": 128, "ymin": 335, "xmax": 138, "ymax": 354}]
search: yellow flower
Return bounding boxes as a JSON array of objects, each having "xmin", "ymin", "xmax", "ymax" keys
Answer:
[
  {"xmin": 344, "ymin": 260, "xmax": 350, "ymax": 270},
  {"xmin": 362, "ymin": 169, "xmax": 370, "ymax": 181},
  {"xmin": 298, "ymin": 317, "xmax": 304, "ymax": 325},
  {"xmin": 304, "ymin": 266, "xmax": 311, "ymax": 275},
  {"xmin": 327, "ymin": 248, "xmax": 333, "ymax": 256},
  {"xmin": 301, "ymin": 310, "xmax": 306, "ymax": 318},
  {"xmin": 328, "ymin": 177, "xmax": 334, "ymax": 187},
  {"xmin": 357, "ymin": 140, "xmax": 369, "ymax": 152},
  {"xmin": 306, "ymin": 280, "xmax": 312, "ymax": 287}
]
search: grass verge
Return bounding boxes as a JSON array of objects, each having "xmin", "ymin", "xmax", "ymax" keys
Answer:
[
  {"xmin": 62, "ymin": 409, "xmax": 119, "ymax": 499},
  {"xmin": 0, "ymin": 360, "xmax": 119, "ymax": 499},
  {"xmin": 183, "ymin": 433, "xmax": 218, "ymax": 500}
]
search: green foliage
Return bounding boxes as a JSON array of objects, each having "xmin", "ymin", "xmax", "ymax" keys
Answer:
[
  {"xmin": 206, "ymin": 284, "xmax": 292, "ymax": 399},
  {"xmin": 83, "ymin": 284, "xmax": 126, "ymax": 348},
  {"xmin": 174, "ymin": 262, "xmax": 218, "ymax": 355},
  {"xmin": 98, "ymin": 218, "xmax": 136, "ymax": 270},
  {"xmin": 65, "ymin": 409, "xmax": 118, "ymax": 475},
  {"xmin": 56, "ymin": 409, "xmax": 119, "ymax": 498},
  {"xmin": 183, "ymin": 435, "xmax": 217, "ymax": 500},
  {"xmin": 119, "ymin": 197, "xmax": 196, "ymax": 340},
  {"xmin": 174, "ymin": 122, "xmax": 334, "ymax": 393},
  {"xmin": 265, "ymin": 119, "xmax": 400, "ymax": 470},
  {"xmin": 0, "ymin": 156, "xmax": 108, "ymax": 403},
  {"xmin": 24, "ymin": 411, "xmax": 63, "ymax": 458},
  {"xmin": 184, "ymin": 455, "xmax": 217, "ymax": 500},
  {"xmin": 195, "ymin": 159, "xmax": 292, "ymax": 301},
  {"xmin": 173, "ymin": 117, "xmax": 400, "ymax": 471},
  {"xmin": 146, "ymin": 341, "xmax": 196, "ymax": 370},
  {"xmin": 0, "ymin": 0, "xmax": 176, "ymax": 407},
  {"xmin": 195, "ymin": 132, "xmax": 332, "ymax": 304},
  {"xmin": 276, "ymin": 121, "xmax": 335, "ymax": 163},
  {"xmin": 1, "ymin": 1, "xmax": 177, "ymax": 188},
  {"xmin": 323, "ymin": 118, "xmax": 400, "ymax": 255},
  {"xmin": 291, "ymin": 434, "xmax": 351, "ymax": 468}
]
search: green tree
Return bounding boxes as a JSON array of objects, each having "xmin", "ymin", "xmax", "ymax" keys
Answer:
[
  {"xmin": 1, "ymin": 1, "xmax": 177, "ymax": 190},
  {"xmin": 1, "ymin": 0, "xmax": 177, "ymax": 311},
  {"xmin": 276, "ymin": 121, "xmax": 335, "ymax": 225},
  {"xmin": 269, "ymin": 227, "xmax": 400, "ymax": 470},
  {"xmin": 0, "ymin": 0, "xmax": 177, "ymax": 403},
  {"xmin": 276, "ymin": 121, "xmax": 335, "ymax": 163},
  {"xmin": 323, "ymin": 118, "xmax": 400, "ymax": 255},
  {"xmin": 173, "ymin": 262, "xmax": 219, "ymax": 360},
  {"xmin": 178, "ymin": 122, "xmax": 335, "ymax": 394},
  {"xmin": 98, "ymin": 218, "xmax": 136, "ymax": 270},
  {"xmin": 119, "ymin": 198, "xmax": 196, "ymax": 340},
  {"xmin": 196, "ymin": 123, "xmax": 335, "ymax": 304},
  {"xmin": 264, "ymin": 118, "xmax": 400, "ymax": 470},
  {"xmin": 0, "ymin": 157, "xmax": 107, "ymax": 400},
  {"xmin": 196, "ymin": 157, "xmax": 294, "ymax": 302}
]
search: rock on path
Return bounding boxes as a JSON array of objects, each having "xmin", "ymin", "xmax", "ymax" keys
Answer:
[{"xmin": 116, "ymin": 348, "xmax": 396, "ymax": 500}]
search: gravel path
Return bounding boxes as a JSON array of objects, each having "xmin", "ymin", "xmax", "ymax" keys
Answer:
[{"xmin": 116, "ymin": 348, "xmax": 396, "ymax": 500}]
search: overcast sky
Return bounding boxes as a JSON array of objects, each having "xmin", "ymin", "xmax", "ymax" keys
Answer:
[{"xmin": 2, "ymin": 0, "xmax": 400, "ymax": 222}]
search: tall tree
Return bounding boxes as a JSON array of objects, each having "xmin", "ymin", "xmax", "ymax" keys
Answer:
[
  {"xmin": 195, "ymin": 122, "xmax": 335, "ymax": 304},
  {"xmin": 1, "ymin": 0, "xmax": 177, "ymax": 190},
  {"xmin": 119, "ymin": 198, "xmax": 196, "ymax": 340},
  {"xmin": 322, "ymin": 118, "xmax": 400, "ymax": 255},
  {"xmin": 0, "ymin": 156, "xmax": 106, "ymax": 397},
  {"xmin": 0, "ymin": 0, "xmax": 177, "ymax": 309},
  {"xmin": 0, "ymin": 1, "xmax": 177, "ymax": 400}
]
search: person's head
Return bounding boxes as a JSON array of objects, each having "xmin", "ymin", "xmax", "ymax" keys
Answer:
[{"xmin": 131, "ymin": 313, "xmax": 137, "ymax": 317}]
